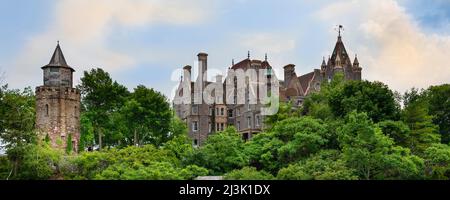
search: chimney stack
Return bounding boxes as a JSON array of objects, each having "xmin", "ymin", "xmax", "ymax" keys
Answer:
[
  {"xmin": 197, "ymin": 53, "xmax": 208, "ymax": 87},
  {"xmin": 183, "ymin": 65, "xmax": 192, "ymax": 82},
  {"xmin": 283, "ymin": 64, "xmax": 296, "ymax": 87}
]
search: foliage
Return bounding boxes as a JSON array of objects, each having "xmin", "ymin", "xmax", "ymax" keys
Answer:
[
  {"xmin": 14, "ymin": 143, "xmax": 63, "ymax": 180},
  {"xmin": 424, "ymin": 84, "xmax": 450, "ymax": 143},
  {"xmin": 423, "ymin": 144, "xmax": 450, "ymax": 179},
  {"xmin": 377, "ymin": 120, "xmax": 410, "ymax": 147},
  {"xmin": 77, "ymin": 68, "xmax": 130, "ymax": 149},
  {"xmin": 66, "ymin": 134, "xmax": 73, "ymax": 154},
  {"xmin": 402, "ymin": 98, "xmax": 440, "ymax": 154},
  {"xmin": 338, "ymin": 111, "xmax": 424, "ymax": 180},
  {"xmin": 190, "ymin": 127, "xmax": 248, "ymax": 175},
  {"xmin": 245, "ymin": 117, "xmax": 329, "ymax": 174},
  {"xmin": 277, "ymin": 150, "xmax": 357, "ymax": 180},
  {"xmin": 329, "ymin": 80, "xmax": 400, "ymax": 122},
  {"xmin": 224, "ymin": 167, "xmax": 274, "ymax": 180}
]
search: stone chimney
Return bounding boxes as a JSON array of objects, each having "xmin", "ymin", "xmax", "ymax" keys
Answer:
[
  {"xmin": 283, "ymin": 64, "xmax": 296, "ymax": 87},
  {"xmin": 183, "ymin": 65, "xmax": 192, "ymax": 82},
  {"xmin": 197, "ymin": 53, "xmax": 208, "ymax": 88}
]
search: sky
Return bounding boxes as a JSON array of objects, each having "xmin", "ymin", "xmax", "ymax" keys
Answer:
[{"xmin": 0, "ymin": 0, "xmax": 449, "ymax": 99}]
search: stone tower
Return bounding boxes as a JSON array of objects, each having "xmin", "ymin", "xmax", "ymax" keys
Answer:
[{"xmin": 35, "ymin": 42, "xmax": 81, "ymax": 152}]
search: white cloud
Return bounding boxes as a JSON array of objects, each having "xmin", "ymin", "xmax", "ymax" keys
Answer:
[
  {"xmin": 8, "ymin": 0, "xmax": 213, "ymax": 88},
  {"xmin": 316, "ymin": 0, "xmax": 450, "ymax": 93}
]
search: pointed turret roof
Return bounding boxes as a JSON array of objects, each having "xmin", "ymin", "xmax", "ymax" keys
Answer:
[
  {"xmin": 321, "ymin": 57, "xmax": 326, "ymax": 67},
  {"xmin": 330, "ymin": 35, "xmax": 351, "ymax": 68},
  {"xmin": 353, "ymin": 54, "xmax": 359, "ymax": 65},
  {"xmin": 42, "ymin": 42, "xmax": 74, "ymax": 71}
]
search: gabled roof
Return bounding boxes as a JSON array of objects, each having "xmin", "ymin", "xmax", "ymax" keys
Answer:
[
  {"xmin": 298, "ymin": 72, "xmax": 315, "ymax": 94},
  {"xmin": 42, "ymin": 42, "xmax": 75, "ymax": 72}
]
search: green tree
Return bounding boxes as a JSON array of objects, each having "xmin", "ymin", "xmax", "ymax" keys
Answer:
[
  {"xmin": 79, "ymin": 113, "xmax": 95, "ymax": 151},
  {"xmin": 190, "ymin": 127, "xmax": 248, "ymax": 175},
  {"xmin": 78, "ymin": 68, "xmax": 130, "ymax": 149},
  {"xmin": 339, "ymin": 112, "xmax": 424, "ymax": 180},
  {"xmin": 245, "ymin": 117, "xmax": 329, "ymax": 174},
  {"xmin": 425, "ymin": 84, "xmax": 450, "ymax": 143},
  {"xmin": 224, "ymin": 167, "xmax": 275, "ymax": 180},
  {"xmin": 423, "ymin": 144, "xmax": 450, "ymax": 179},
  {"xmin": 15, "ymin": 143, "xmax": 62, "ymax": 180},
  {"xmin": 0, "ymin": 85, "xmax": 37, "ymax": 177},
  {"xmin": 329, "ymin": 80, "xmax": 400, "ymax": 122},
  {"xmin": 277, "ymin": 150, "xmax": 357, "ymax": 180},
  {"xmin": 402, "ymin": 99, "xmax": 440, "ymax": 154},
  {"xmin": 377, "ymin": 120, "xmax": 410, "ymax": 147}
]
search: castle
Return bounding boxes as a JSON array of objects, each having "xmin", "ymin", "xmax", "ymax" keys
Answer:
[
  {"xmin": 174, "ymin": 32, "xmax": 362, "ymax": 146},
  {"xmin": 35, "ymin": 42, "xmax": 81, "ymax": 152}
]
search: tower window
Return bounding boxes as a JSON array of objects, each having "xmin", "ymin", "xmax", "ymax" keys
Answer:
[
  {"xmin": 221, "ymin": 108, "xmax": 224, "ymax": 116},
  {"xmin": 45, "ymin": 104, "xmax": 49, "ymax": 117},
  {"xmin": 247, "ymin": 116, "xmax": 252, "ymax": 128},
  {"xmin": 192, "ymin": 121, "xmax": 198, "ymax": 132}
]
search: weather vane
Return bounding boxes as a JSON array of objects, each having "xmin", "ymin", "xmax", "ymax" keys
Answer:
[{"xmin": 335, "ymin": 25, "xmax": 344, "ymax": 37}]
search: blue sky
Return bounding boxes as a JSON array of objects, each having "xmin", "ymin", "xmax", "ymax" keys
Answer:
[{"xmin": 0, "ymin": 0, "xmax": 449, "ymax": 99}]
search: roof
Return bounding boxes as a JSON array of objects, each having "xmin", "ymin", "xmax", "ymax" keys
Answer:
[
  {"xmin": 329, "ymin": 36, "xmax": 352, "ymax": 67},
  {"xmin": 298, "ymin": 72, "xmax": 315, "ymax": 94},
  {"xmin": 42, "ymin": 42, "xmax": 75, "ymax": 72},
  {"xmin": 231, "ymin": 58, "xmax": 272, "ymax": 70}
]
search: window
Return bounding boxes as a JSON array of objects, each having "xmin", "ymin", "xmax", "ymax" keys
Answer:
[
  {"xmin": 221, "ymin": 123, "xmax": 224, "ymax": 131},
  {"xmin": 247, "ymin": 116, "xmax": 252, "ymax": 128},
  {"xmin": 209, "ymin": 107, "xmax": 213, "ymax": 116},
  {"xmin": 194, "ymin": 139, "xmax": 198, "ymax": 146},
  {"xmin": 247, "ymin": 98, "xmax": 250, "ymax": 110},
  {"xmin": 256, "ymin": 116, "xmax": 260, "ymax": 127},
  {"xmin": 216, "ymin": 108, "xmax": 219, "ymax": 116},
  {"xmin": 45, "ymin": 104, "xmax": 49, "ymax": 116},
  {"xmin": 192, "ymin": 121, "xmax": 198, "ymax": 132},
  {"xmin": 50, "ymin": 68, "xmax": 59, "ymax": 72},
  {"xmin": 221, "ymin": 108, "xmax": 224, "ymax": 116},
  {"xmin": 74, "ymin": 106, "xmax": 77, "ymax": 117},
  {"xmin": 216, "ymin": 123, "xmax": 219, "ymax": 131},
  {"xmin": 192, "ymin": 106, "xmax": 198, "ymax": 114},
  {"xmin": 228, "ymin": 109, "xmax": 233, "ymax": 118},
  {"xmin": 208, "ymin": 122, "xmax": 212, "ymax": 133},
  {"xmin": 237, "ymin": 109, "xmax": 240, "ymax": 116},
  {"xmin": 237, "ymin": 121, "xmax": 240, "ymax": 130}
]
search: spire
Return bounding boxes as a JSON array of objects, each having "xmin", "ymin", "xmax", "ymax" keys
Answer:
[
  {"xmin": 321, "ymin": 56, "xmax": 326, "ymax": 67},
  {"xmin": 265, "ymin": 53, "xmax": 268, "ymax": 62},
  {"xmin": 247, "ymin": 51, "xmax": 250, "ymax": 59},
  {"xmin": 49, "ymin": 41, "xmax": 68, "ymax": 66},
  {"xmin": 353, "ymin": 54, "xmax": 359, "ymax": 65},
  {"xmin": 330, "ymin": 25, "xmax": 350, "ymax": 68},
  {"xmin": 42, "ymin": 41, "xmax": 74, "ymax": 71},
  {"xmin": 232, "ymin": 59, "xmax": 235, "ymax": 66}
]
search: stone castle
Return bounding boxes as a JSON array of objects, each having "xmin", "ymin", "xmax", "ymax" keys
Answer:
[
  {"xmin": 174, "ymin": 32, "xmax": 362, "ymax": 146},
  {"xmin": 35, "ymin": 43, "xmax": 81, "ymax": 152}
]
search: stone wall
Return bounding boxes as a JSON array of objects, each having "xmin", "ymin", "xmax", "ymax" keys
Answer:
[{"xmin": 35, "ymin": 86, "xmax": 80, "ymax": 152}]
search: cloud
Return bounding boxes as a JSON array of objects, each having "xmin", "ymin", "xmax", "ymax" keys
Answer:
[
  {"xmin": 8, "ymin": 0, "xmax": 213, "ymax": 88},
  {"xmin": 316, "ymin": 0, "xmax": 450, "ymax": 93}
]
